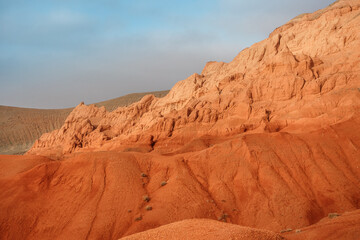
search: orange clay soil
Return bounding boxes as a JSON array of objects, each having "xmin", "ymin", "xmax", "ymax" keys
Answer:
[
  {"xmin": 121, "ymin": 219, "xmax": 283, "ymax": 240},
  {"xmin": 1, "ymin": 0, "xmax": 360, "ymax": 239},
  {"xmin": 1, "ymin": 116, "xmax": 359, "ymax": 239},
  {"xmin": 0, "ymin": 155, "xmax": 52, "ymax": 178},
  {"xmin": 284, "ymin": 209, "xmax": 360, "ymax": 240},
  {"xmin": 122, "ymin": 210, "xmax": 360, "ymax": 240}
]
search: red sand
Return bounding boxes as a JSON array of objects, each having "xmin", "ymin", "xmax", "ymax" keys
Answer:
[
  {"xmin": 121, "ymin": 219, "xmax": 283, "ymax": 240},
  {"xmin": 1, "ymin": 116, "xmax": 359, "ymax": 239},
  {"xmin": 0, "ymin": 155, "xmax": 51, "ymax": 178},
  {"xmin": 284, "ymin": 209, "xmax": 360, "ymax": 240}
]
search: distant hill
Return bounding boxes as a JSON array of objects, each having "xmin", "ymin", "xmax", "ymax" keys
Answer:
[
  {"xmin": 0, "ymin": 90, "xmax": 169, "ymax": 155},
  {"xmin": 93, "ymin": 91, "xmax": 169, "ymax": 112}
]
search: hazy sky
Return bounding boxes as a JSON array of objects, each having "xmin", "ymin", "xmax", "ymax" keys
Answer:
[{"xmin": 0, "ymin": 0, "xmax": 334, "ymax": 109}]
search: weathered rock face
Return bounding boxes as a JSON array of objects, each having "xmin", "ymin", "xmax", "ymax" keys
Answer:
[
  {"xmin": 27, "ymin": 0, "xmax": 360, "ymax": 157},
  {"xmin": 0, "ymin": 91, "xmax": 169, "ymax": 155},
  {"xmin": 1, "ymin": 1, "xmax": 359, "ymax": 240}
]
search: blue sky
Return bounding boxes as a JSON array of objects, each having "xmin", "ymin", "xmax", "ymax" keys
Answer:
[{"xmin": 0, "ymin": 0, "xmax": 335, "ymax": 108}]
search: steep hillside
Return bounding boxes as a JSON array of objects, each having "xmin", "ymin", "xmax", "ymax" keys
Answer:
[
  {"xmin": 0, "ymin": 91, "xmax": 168, "ymax": 155},
  {"xmin": 93, "ymin": 91, "xmax": 169, "ymax": 112},
  {"xmin": 0, "ymin": 106, "xmax": 71, "ymax": 155},
  {"xmin": 0, "ymin": 0, "xmax": 359, "ymax": 239},
  {"xmin": 28, "ymin": 0, "xmax": 360, "ymax": 158}
]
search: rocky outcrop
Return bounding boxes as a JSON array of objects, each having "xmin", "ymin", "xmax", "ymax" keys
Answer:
[
  {"xmin": 0, "ymin": 91, "xmax": 169, "ymax": 155},
  {"xmin": 28, "ymin": 0, "xmax": 360, "ymax": 157}
]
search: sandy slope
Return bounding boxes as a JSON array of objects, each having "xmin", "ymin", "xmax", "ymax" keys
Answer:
[
  {"xmin": 0, "ymin": 106, "xmax": 71, "ymax": 155},
  {"xmin": 0, "ymin": 91, "xmax": 168, "ymax": 155},
  {"xmin": 121, "ymin": 219, "xmax": 283, "ymax": 240},
  {"xmin": 284, "ymin": 209, "xmax": 360, "ymax": 240},
  {"xmin": 0, "ymin": 116, "xmax": 359, "ymax": 239},
  {"xmin": 121, "ymin": 210, "xmax": 360, "ymax": 240}
]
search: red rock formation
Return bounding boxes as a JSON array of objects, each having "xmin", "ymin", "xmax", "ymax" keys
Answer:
[
  {"xmin": 27, "ymin": 0, "xmax": 360, "ymax": 157},
  {"xmin": 0, "ymin": 91, "xmax": 168, "ymax": 155},
  {"xmin": 1, "ymin": 0, "xmax": 359, "ymax": 239}
]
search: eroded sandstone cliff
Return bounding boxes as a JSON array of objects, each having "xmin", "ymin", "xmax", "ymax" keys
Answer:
[{"xmin": 27, "ymin": 0, "xmax": 360, "ymax": 158}]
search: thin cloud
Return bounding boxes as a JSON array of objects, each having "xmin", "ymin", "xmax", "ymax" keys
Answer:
[
  {"xmin": 0, "ymin": 0, "xmax": 336, "ymax": 108},
  {"xmin": 48, "ymin": 9, "xmax": 89, "ymax": 26}
]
